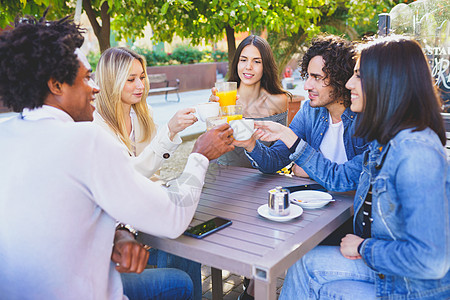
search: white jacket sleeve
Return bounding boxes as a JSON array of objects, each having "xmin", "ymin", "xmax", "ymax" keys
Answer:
[
  {"xmin": 89, "ymin": 127, "xmax": 208, "ymax": 239},
  {"xmin": 92, "ymin": 110, "xmax": 182, "ymax": 178},
  {"xmin": 133, "ymin": 124, "xmax": 182, "ymax": 178}
]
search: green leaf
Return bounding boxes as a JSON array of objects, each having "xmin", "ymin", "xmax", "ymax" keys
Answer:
[{"xmin": 161, "ymin": 2, "xmax": 170, "ymax": 15}]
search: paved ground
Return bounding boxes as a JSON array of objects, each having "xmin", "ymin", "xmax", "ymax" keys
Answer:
[{"xmin": 200, "ymin": 265, "xmax": 285, "ymax": 299}]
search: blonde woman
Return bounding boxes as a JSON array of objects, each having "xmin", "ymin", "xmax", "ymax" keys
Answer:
[
  {"xmin": 93, "ymin": 47, "xmax": 202, "ymax": 299},
  {"xmin": 94, "ymin": 47, "xmax": 197, "ymax": 179}
]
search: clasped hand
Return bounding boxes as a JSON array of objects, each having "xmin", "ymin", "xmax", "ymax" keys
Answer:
[
  {"xmin": 112, "ymin": 229, "xmax": 150, "ymax": 274},
  {"xmin": 340, "ymin": 234, "xmax": 364, "ymax": 260}
]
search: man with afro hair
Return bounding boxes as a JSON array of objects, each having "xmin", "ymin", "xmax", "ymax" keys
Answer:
[{"xmin": 0, "ymin": 12, "xmax": 233, "ymax": 300}]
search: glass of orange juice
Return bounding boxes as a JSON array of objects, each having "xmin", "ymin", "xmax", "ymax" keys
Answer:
[
  {"xmin": 206, "ymin": 116, "xmax": 227, "ymax": 130},
  {"xmin": 215, "ymin": 82, "xmax": 237, "ymax": 106},
  {"xmin": 221, "ymin": 105, "xmax": 243, "ymax": 122}
]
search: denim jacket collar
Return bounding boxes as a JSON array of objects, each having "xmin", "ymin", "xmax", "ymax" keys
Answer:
[
  {"xmin": 367, "ymin": 141, "xmax": 391, "ymax": 171},
  {"xmin": 341, "ymin": 107, "xmax": 358, "ymax": 123},
  {"xmin": 317, "ymin": 106, "xmax": 357, "ymax": 125}
]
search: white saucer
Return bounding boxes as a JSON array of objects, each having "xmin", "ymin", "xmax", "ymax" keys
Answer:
[
  {"xmin": 257, "ymin": 204, "xmax": 303, "ymax": 222},
  {"xmin": 290, "ymin": 190, "xmax": 333, "ymax": 209}
]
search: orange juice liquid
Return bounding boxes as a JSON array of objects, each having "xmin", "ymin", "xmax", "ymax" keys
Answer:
[
  {"xmin": 217, "ymin": 90, "xmax": 237, "ymax": 106},
  {"xmin": 226, "ymin": 114, "xmax": 243, "ymax": 122}
]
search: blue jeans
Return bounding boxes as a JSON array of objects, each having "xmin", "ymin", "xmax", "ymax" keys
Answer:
[
  {"xmin": 121, "ymin": 268, "xmax": 193, "ymax": 300},
  {"xmin": 279, "ymin": 246, "xmax": 376, "ymax": 300},
  {"xmin": 148, "ymin": 249, "xmax": 202, "ymax": 300}
]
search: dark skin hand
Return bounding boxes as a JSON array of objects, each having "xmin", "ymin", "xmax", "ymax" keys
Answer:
[
  {"xmin": 112, "ymin": 229, "xmax": 150, "ymax": 273},
  {"xmin": 192, "ymin": 123, "xmax": 235, "ymax": 160}
]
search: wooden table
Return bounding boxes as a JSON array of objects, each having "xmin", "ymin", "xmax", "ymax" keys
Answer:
[{"xmin": 139, "ymin": 164, "xmax": 354, "ymax": 300}]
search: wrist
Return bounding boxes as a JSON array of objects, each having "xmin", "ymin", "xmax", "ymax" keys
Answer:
[
  {"xmin": 168, "ymin": 130, "xmax": 176, "ymax": 141},
  {"xmin": 244, "ymin": 140, "xmax": 256, "ymax": 152},
  {"xmin": 281, "ymin": 127, "xmax": 298, "ymax": 148},
  {"xmin": 357, "ymin": 239, "xmax": 365, "ymax": 255},
  {"xmin": 288, "ymin": 137, "xmax": 301, "ymax": 153},
  {"xmin": 116, "ymin": 223, "xmax": 138, "ymax": 239},
  {"xmin": 167, "ymin": 124, "xmax": 176, "ymax": 141}
]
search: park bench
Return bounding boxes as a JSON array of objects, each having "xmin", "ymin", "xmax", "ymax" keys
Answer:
[{"xmin": 148, "ymin": 73, "xmax": 180, "ymax": 102}]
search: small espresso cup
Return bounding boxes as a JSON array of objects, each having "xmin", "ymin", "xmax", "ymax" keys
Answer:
[
  {"xmin": 268, "ymin": 186, "xmax": 290, "ymax": 216},
  {"xmin": 195, "ymin": 102, "xmax": 220, "ymax": 122},
  {"xmin": 229, "ymin": 118, "xmax": 254, "ymax": 141}
]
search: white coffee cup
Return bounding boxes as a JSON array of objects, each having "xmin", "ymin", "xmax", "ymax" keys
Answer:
[
  {"xmin": 195, "ymin": 102, "xmax": 220, "ymax": 122},
  {"xmin": 229, "ymin": 119, "xmax": 255, "ymax": 141}
]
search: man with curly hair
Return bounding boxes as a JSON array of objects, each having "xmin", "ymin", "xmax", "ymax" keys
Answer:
[
  {"xmin": 0, "ymin": 13, "xmax": 233, "ymax": 300},
  {"xmin": 235, "ymin": 35, "xmax": 368, "ymax": 300},
  {"xmin": 239, "ymin": 35, "xmax": 368, "ymax": 175}
]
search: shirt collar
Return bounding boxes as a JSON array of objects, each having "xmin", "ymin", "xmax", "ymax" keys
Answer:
[
  {"xmin": 21, "ymin": 105, "xmax": 74, "ymax": 123},
  {"xmin": 342, "ymin": 107, "xmax": 357, "ymax": 120}
]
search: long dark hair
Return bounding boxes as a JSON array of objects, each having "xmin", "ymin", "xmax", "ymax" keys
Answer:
[
  {"xmin": 229, "ymin": 35, "xmax": 289, "ymax": 97},
  {"xmin": 355, "ymin": 36, "xmax": 446, "ymax": 145}
]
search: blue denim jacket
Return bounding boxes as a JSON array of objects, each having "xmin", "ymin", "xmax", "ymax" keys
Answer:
[
  {"xmin": 247, "ymin": 100, "xmax": 368, "ymax": 173},
  {"xmin": 293, "ymin": 128, "xmax": 450, "ymax": 298}
]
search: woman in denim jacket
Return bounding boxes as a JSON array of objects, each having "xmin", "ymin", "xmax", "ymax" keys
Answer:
[{"xmin": 255, "ymin": 37, "xmax": 449, "ymax": 299}]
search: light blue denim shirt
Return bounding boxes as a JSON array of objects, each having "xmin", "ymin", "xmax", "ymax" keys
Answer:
[
  {"xmin": 293, "ymin": 128, "xmax": 450, "ymax": 298},
  {"xmin": 247, "ymin": 100, "xmax": 368, "ymax": 173}
]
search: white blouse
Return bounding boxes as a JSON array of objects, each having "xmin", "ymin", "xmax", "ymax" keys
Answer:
[{"xmin": 93, "ymin": 107, "xmax": 182, "ymax": 178}]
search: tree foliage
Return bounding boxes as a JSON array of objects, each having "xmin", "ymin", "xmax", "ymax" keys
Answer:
[
  {"xmin": 142, "ymin": 0, "xmax": 325, "ymax": 69},
  {"xmin": 0, "ymin": 0, "xmax": 189, "ymax": 52},
  {"xmin": 268, "ymin": 0, "xmax": 391, "ymax": 74},
  {"xmin": 144, "ymin": 0, "xmax": 399, "ymax": 74},
  {"xmin": 0, "ymin": 0, "xmax": 67, "ymax": 28},
  {"xmin": 2, "ymin": 0, "xmax": 400, "ymax": 71}
]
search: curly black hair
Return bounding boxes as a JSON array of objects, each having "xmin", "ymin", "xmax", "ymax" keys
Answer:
[
  {"xmin": 0, "ymin": 13, "xmax": 84, "ymax": 112},
  {"xmin": 301, "ymin": 35, "xmax": 355, "ymax": 107}
]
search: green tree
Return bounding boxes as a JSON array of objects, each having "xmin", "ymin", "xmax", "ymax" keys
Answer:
[
  {"xmin": 267, "ymin": 0, "xmax": 387, "ymax": 75},
  {"xmin": 1, "ymin": 0, "xmax": 113, "ymax": 52},
  {"xmin": 0, "ymin": 0, "xmax": 191, "ymax": 53},
  {"xmin": 2, "ymin": 0, "xmax": 399, "ymax": 67},
  {"xmin": 144, "ymin": 0, "xmax": 399, "ymax": 75},
  {"xmin": 144, "ymin": 0, "xmax": 325, "ymax": 71}
]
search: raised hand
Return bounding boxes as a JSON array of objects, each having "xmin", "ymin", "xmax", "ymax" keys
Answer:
[
  {"xmin": 208, "ymin": 87, "xmax": 239, "ymax": 103},
  {"xmin": 192, "ymin": 123, "xmax": 234, "ymax": 160},
  {"xmin": 254, "ymin": 120, "xmax": 286, "ymax": 142},
  {"xmin": 232, "ymin": 133, "xmax": 258, "ymax": 152},
  {"xmin": 167, "ymin": 107, "xmax": 198, "ymax": 140},
  {"xmin": 209, "ymin": 87, "xmax": 219, "ymax": 102},
  {"xmin": 254, "ymin": 121, "xmax": 298, "ymax": 148}
]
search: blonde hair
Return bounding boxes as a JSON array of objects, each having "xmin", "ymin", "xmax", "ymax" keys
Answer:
[{"xmin": 95, "ymin": 47, "xmax": 156, "ymax": 151}]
